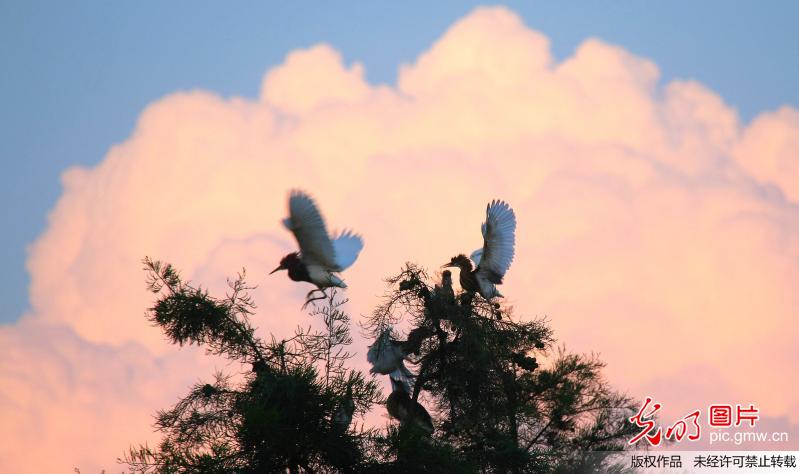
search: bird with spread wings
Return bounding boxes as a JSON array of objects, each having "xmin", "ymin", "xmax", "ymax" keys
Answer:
[
  {"xmin": 270, "ymin": 190, "xmax": 363, "ymax": 308},
  {"xmin": 443, "ymin": 199, "xmax": 516, "ymax": 300}
]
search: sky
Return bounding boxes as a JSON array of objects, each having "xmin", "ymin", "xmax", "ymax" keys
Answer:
[
  {"xmin": 2, "ymin": 1, "xmax": 799, "ymax": 322},
  {"xmin": 2, "ymin": 2, "xmax": 799, "ymax": 471}
]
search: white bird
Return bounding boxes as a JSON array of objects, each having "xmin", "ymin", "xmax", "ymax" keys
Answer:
[
  {"xmin": 366, "ymin": 328, "xmax": 414, "ymax": 394},
  {"xmin": 270, "ymin": 190, "xmax": 363, "ymax": 307},
  {"xmin": 443, "ymin": 200, "xmax": 516, "ymax": 300}
]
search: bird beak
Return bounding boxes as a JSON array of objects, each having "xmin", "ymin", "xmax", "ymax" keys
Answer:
[
  {"xmin": 269, "ymin": 265, "xmax": 283, "ymax": 275},
  {"xmin": 441, "ymin": 263, "xmax": 454, "ymax": 269}
]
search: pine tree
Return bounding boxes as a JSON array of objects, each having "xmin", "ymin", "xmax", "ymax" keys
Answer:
[
  {"xmin": 123, "ymin": 259, "xmax": 637, "ymax": 473},
  {"xmin": 122, "ymin": 258, "xmax": 381, "ymax": 473},
  {"xmin": 361, "ymin": 264, "xmax": 637, "ymax": 472}
]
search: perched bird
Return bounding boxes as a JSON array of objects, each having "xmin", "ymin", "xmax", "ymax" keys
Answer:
[
  {"xmin": 271, "ymin": 190, "xmax": 363, "ymax": 307},
  {"xmin": 386, "ymin": 376, "xmax": 434, "ymax": 434},
  {"xmin": 443, "ymin": 200, "xmax": 516, "ymax": 300},
  {"xmin": 402, "ymin": 326, "xmax": 433, "ymax": 355},
  {"xmin": 333, "ymin": 385, "xmax": 356, "ymax": 432},
  {"xmin": 425, "ymin": 270, "xmax": 456, "ymax": 321},
  {"xmin": 433, "ymin": 270, "xmax": 455, "ymax": 304},
  {"xmin": 367, "ymin": 328, "xmax": 414, "ymax": 393}
]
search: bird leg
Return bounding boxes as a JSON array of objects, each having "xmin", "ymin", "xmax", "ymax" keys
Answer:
[{"xmin": 301, "ymin": 288, "xmax": 328, "ymax": 310}]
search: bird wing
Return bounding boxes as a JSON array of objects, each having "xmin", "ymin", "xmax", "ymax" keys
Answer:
[
  {"xmin": 475, "ymin": 200, "xmax": 516, "ymax": 284},
  {"xmin": 366, "ymin": 338, "xmax": 382, "ymax": 367},
  {"xmin": 282, "ymin": 190, "xmax": 338, "ymax": 269},
  {"xmin": 366, "ymin": 329, "xmax": 390, "ymax": 365},
  {"xmin": 367, "ymin": 329, "xmax": 406, "ymax": 374},
  {"xmin": 469, "ymin": 248, "xmax": 484, "ymax": 266},
  {"xmin": 389, "ymin": 367, "xmax": 413, "ymax": 394},
  {"xmin": 331, "ymin": 230, "xmax": 363, "ymax": 271}
]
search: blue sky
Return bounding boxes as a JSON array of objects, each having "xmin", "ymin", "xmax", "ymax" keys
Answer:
[{"xmin": 1, "ymin": 1, "xmax": 797, "ymax": 323}]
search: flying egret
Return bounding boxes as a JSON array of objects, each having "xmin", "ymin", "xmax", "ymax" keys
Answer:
[
  {"xmin": 443, "ymin": 200, "xmax": 516, "ymax": 300},
  {"xmin": 271, "ymin": 190, "xmax": 363, "ymax": 308}
]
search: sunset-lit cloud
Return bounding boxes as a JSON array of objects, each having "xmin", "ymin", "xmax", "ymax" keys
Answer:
[{"xmin": 3, "ymin": 6, "xmax": 799, "ymax": 471}]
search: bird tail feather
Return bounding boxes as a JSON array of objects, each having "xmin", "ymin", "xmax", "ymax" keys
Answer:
[{"xmin": 329, "ymin": 274, "xmax": 347, "ymax": 288}]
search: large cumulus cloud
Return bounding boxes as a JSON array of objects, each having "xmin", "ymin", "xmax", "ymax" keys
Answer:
[{"xmin": 3, "ymin": 6, "xmax": 799, "ymax": 471}]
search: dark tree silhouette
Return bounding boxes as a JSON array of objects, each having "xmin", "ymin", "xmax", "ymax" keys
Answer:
[
  {"xmin": 122, "ymin": 258, "xmax": 381, "ymax": 473},
  {"xmin": 122, "ymin": 259, "xmax": 637, "ymax": 473},
  {"xmin": 360, "ymin": 264, "xmax": 638, "ymax": 473}
]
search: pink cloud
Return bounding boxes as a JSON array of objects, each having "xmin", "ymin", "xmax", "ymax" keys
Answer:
[
  {"xmin": 4, "ymin": 6, "xmax": 799, "ymax": 470},
  {"xmin": 734, "ymin": 106, "xmax": 799, "ymax": 202},
  {"xmin": 0, "ymin": 320, "xmax": 213, "ymax": 472},
  {"xmin": 261, "ymin": 44, "xmax": 371, "ymax": 114}
]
